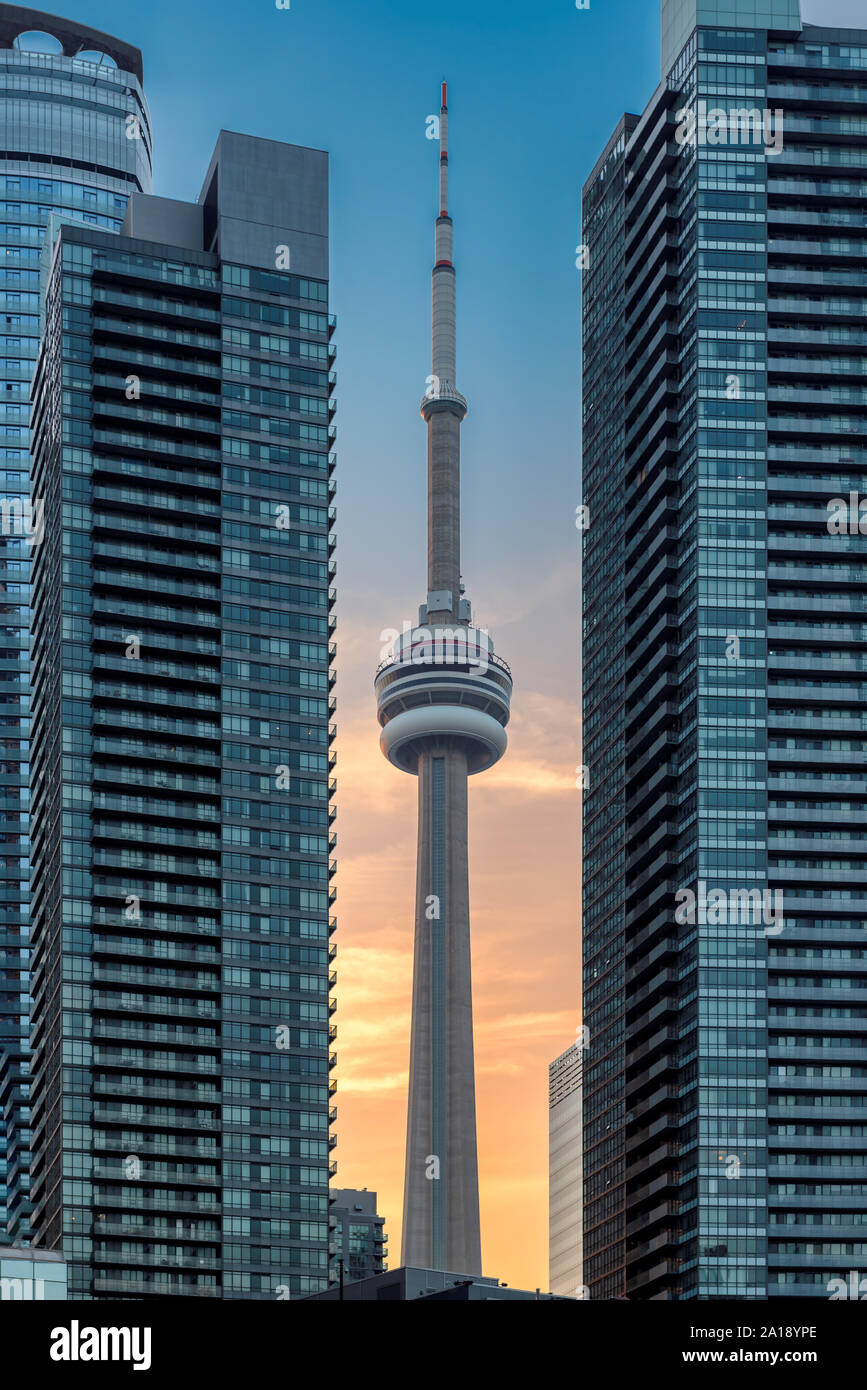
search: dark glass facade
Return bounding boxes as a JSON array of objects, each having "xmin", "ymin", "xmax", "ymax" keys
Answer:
[
  {"xmin": 582, "ymin": 0, "xmax": 867, "ymax": 1299},
  {"xmin": 0, "ymin": 6, "xmax": 150, "ymax": 1246},
  {"xmin": 28, "ymin": 134, "xmax": 337, "ymax": 1298}
]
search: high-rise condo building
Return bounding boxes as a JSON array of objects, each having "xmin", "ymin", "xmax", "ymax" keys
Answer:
[
  {"xmin": 374, "ymin": 84, "xmax": 512, "ymax": 1275},
  {"xmin": 582, "ymin": 0, "xmax": 867, "ymax": 1299},
  {"xmin": 549, "ymin": 1042, "xmax": 583, "ymax": 1297},
  {"xmin": 28, "ymin": 131, "xmax": 337, "ymax": 1299},
  {"xmin": 329, "ymin": 1188, "xmax": 387, "ymax": 1283},
  {"xmin": 0, "ymin": 3, "xmax": 151, "ymax": 1246}
]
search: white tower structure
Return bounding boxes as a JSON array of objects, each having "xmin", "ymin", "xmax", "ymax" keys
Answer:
[{"xmin": 374, "ymin": 84, "xmax": 512, "ymax": 1275}]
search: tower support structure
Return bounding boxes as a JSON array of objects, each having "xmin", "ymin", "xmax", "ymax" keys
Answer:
[{"xmin": 374, "ymin": 84, "xmax": 512, "ymax": 1275}]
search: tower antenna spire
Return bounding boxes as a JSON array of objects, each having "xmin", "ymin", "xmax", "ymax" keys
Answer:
[
  {"xmin": 426, "ymin": 79, "xmax": 465, "ymax": 624},
  {"xmin": 439, "ymin": 82, "xmax": 448, "ymax": 217}
]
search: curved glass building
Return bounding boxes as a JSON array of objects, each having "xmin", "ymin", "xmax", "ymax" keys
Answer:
[{"xmin": 0, "ymin": 4, "xmax": 150, "ymax": 1242}]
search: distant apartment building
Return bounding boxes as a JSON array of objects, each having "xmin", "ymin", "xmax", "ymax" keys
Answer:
[
  {"xmin": 329, "ymin": 1188, "xmax": 387, "ymax": 1283},
  {"xmin": 582, "ymin": 0, "xmax": 867, "ymax": 1298},
  {"xmin": 27, "ymin": 132, "xmax": 337, "ymax": 1299},
  {"xmin": 549, "ymin": 1043, "xmax": 582, "ymax": 1297}
]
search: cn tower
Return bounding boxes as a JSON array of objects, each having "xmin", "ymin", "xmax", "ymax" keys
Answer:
[{"xmin": 374, "ymin": 83, "xmax": 512, "ymax": 1275}]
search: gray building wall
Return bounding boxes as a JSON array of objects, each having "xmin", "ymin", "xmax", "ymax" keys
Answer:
[{"xmin": 198, "ymin": 132, "xmax": 328, "ymax": 279}]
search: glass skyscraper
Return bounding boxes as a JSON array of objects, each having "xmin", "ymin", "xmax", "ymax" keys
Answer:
[
  {"xmin": 0, "ymin": 4, "xmax": 150, "ymax": 1244},
  {"xmin": 28, "ymin": 132, "xmax": 336, "ymax": 1298},
  {"xmin": 582, "ymin": 0, "xmax": 867, "ymax": 1299}
]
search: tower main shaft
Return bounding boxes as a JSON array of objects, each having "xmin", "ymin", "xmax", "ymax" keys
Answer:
[
  {"xmin": 403, "ymin": 747, "xmax": 480, "ymax": 1273},
  {"xmin": 375, "ymin": 84, "xmax": 511, "ymax": 1278}
]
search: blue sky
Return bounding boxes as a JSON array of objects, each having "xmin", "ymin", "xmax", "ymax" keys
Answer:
[
  {"xmin": 64, "ymin": 0, "xmax": 664, "ymax": 679},
  {"xmin": 58, "ymin": 0, "xmax": 863, "ymax": 691}
]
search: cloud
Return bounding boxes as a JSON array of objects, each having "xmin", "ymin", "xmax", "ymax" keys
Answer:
[{"xmin": 337, "ymin": 1069, "xmax": 408, "ymax": 1095}]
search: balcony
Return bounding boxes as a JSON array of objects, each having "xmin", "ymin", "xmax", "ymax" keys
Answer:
[
  {"xmin": 93, "ymin": 483, "xmax": 219, "ymax": 516},
  {"xmin": 93, "ymin": 286, "xmax": 220, "ymax": 322},
  {"xmin": 93, "ymin": 1194, "xmax": 220, "ymax": 1216},
  {"xmin": 93, "ymin": 964, "xmax": 219, "ymax": 992},
  {"xmin": 93, "ymin": 937, "xmax": 219, "ymax": 965},
  {"xmin": 94, "ymin": 1136, "xmax": 219, "ymax": 1162},
  {"xmin": 93, "ymin": 1048, "xmax": 218, "ymax": 1076},
  {"xmin": 92, "ymin": 1274, "xmax": 219, "ymax": 1296},
  {"xmin": 92, "ymin": 1106, "xmax": 220, "ymax": 1132},
  {"xmin": 92, "ymin": 1163, "xmax": 218, "ymax": 1185},
  {"xmin": 92, "ymin": 1218, "xmax": 220, "ymax": 1242},
  {"xmin": 92, "ymin": 993, "xmax": 219, "ymax": 1021},
  {"xmin": 92, "ymin": 739, "xmax": 220, "ymax": 767},
  {"xmin": 93, "ymin": 1078, "xmax": 219, "ymax": 1103},
  {"xmin": 92, "ymin": 315, "xmax": 220, "ymax": 353},
  {"xmin": 92, "ymin": 1020, "xmax": 219, "ymax": 1049},
  {"xmin": 92, "ymin": 908, "xmax": 219, "ymax": 938},
  {"xmin": 92, "ymin": 794, "xmax": 219, "ymax": 824},
  {"xmin": 92, "ymin": 1249, "xmax": 221, "ymax": 1272}
]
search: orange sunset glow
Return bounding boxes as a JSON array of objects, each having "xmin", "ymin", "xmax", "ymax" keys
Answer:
[{"xmin": 331, "ymin": 563, "xmax": 580, "ymax": 1291}]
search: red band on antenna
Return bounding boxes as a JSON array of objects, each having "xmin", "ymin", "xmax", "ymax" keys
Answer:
[{"xmin": 441, "ymin": 81, "xmax": 447, "ymax": 108}]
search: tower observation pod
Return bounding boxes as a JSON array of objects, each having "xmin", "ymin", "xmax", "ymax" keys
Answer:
[{"xmin": 374, "ymin": 83, "xmax": 512, "ymax": 1275}]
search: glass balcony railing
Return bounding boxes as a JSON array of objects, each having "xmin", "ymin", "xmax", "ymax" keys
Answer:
[
  {"xmin": 92, "ymin": 738, "xmax": 220, "ymax": 766},
  {"xmin": 92, "ymin": 793, "xmax": 219, "ymax": 822},
  {"xmin": 93, "ymin": 285, "xmax": 220, "ymax": 321},
  {"xmin": 92, "ymin": 1020, "xmax": 218, "ymax": 1046},
  {"xmin": 93, "ymin": 314, "xmax": 220, "ymax": 350},
  {"xmin": 92, "ymin": 656, "xmax": 220, "ymax": 684},
  {"xmin": 93, "ymin": 342, "xmax": 220, "ymax": 377},
  {"xmin": 93, "ymin": 484, "xmax": 220, "ymax": 516},
  {"xmin": 93, "ymin": 937, "xmax": 219, "ymax": 965}
]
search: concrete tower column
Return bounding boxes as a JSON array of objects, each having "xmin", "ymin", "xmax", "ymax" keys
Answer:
[
  {"xmin": 402, "ymin": 745, "xmax": 481, "ymax": 1274},
  {"xmin": 375, "ymin": 83, "xmax": 512, "ymax": 1277}
]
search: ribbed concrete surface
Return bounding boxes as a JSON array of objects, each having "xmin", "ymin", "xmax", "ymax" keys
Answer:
[
  {"xmin": 426, "ymin": 405, "xmax": 462, "ymax": 612},
  {"xmin": 401, "ymin": 744, "xmax": 482, "ymax": 1274}
]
